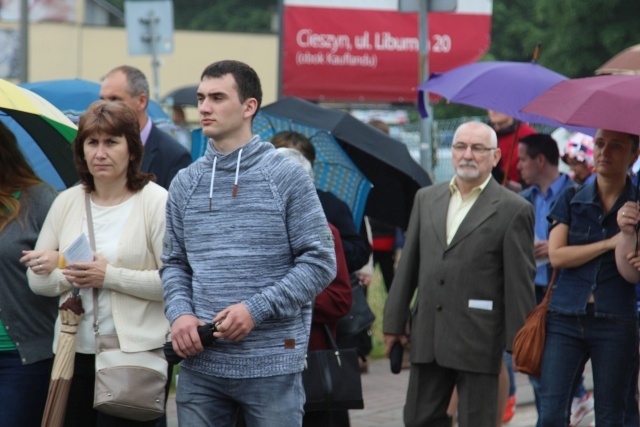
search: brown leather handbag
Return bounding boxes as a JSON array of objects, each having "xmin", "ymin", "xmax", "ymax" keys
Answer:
[{"xmin": 512, "ymin": 269, "xmax": 557, "ymax": 377}]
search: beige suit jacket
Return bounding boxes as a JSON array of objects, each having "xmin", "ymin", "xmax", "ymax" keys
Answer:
[{"xmin": 383, "ymin": 178, "xmax": 536, "ymax": 375}]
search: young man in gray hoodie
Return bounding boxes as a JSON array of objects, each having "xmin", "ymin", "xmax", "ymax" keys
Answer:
[{"xmin": 160, "ymin": 60, "xmax": 337, "ymax": 427}]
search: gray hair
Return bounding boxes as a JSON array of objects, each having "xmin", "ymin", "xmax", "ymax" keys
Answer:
[
  {"xmin": 277, "ymin": 147, "xmax": 315, "ymax": 181},
  {"xmin": 105, "ymin": 65, "xmax": 150, "ymax": 99},
  {"xmin": 453, "ymin": 120, "xmax": 498, "ymax": 148}
]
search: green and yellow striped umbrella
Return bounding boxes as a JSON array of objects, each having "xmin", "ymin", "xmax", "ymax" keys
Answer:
[{"xmin": 0, "ymin": 78, "xmax": 78, "ymax": 187}]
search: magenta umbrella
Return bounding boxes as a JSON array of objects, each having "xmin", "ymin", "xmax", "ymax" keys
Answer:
[{"xmin": 522, "ymin": 75, "xmax": 640, "ymax": 135}]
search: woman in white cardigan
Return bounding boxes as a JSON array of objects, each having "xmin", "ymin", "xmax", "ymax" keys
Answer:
[{"xmin": 22, "ymin": 100, "xmax": 171, "ymax": 427}]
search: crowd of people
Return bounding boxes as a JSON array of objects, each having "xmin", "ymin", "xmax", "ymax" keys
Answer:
[{"xmin": 2, "ymin": 57, "xmax": 640, "ymax": 427}]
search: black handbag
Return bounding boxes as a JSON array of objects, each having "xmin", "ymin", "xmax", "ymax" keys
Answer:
[
  {"xmin": 336, "ymin": 276, "xmax": 376, "ymax": 338},
  {"xmin": 302, "ymin": 324, "xmax": 364, "ymax": 412}
]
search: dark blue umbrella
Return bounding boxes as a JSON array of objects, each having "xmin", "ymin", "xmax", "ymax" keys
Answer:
[
  {"xmin": 162, "ymin": 84, "xmax": 198, "ymax": 107},
  {"xmin": 253, "ymin": 112, "xmax": 372, "ymax": 229},
  {"xmin": 21, "ymin": 79, "xmax": 173, "ymax": 127}
]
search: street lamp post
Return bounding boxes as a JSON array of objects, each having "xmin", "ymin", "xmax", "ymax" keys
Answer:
[{"xmin": 19, "ymin": 0, "xmax": 28, "ymax": 82}]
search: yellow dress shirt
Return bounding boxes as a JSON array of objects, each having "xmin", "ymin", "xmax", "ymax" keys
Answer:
[{"xmin": 446, "ymin": 174, "xmax": 493, "ymax": 245}]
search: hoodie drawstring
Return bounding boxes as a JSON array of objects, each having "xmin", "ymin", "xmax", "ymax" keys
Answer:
[
  {"xmin": 209, "ymin": 148, "xmax": 243, "ymax": 210},
  {"xmin": 209, "ymin": 156, "xmax": 217, "ymax": 211},
  {"xmin": 232, "ymin": 148, "xmax": 243, "ymax": 198}
]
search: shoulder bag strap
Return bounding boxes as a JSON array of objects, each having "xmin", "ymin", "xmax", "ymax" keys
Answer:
[
  {"xmin": 321, "ymin": 324, "xmax": 340, "ymax": 351},
  {"xmin": 542, "ymin": 268, "xmax": 557, "ymax": 304},
  {"xmin": 85, "ymin": 193, "xmax": 101, "ymax": 336}
]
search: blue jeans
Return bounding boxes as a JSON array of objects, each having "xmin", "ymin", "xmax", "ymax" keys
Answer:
[
  {"xmin": 623, "ymin": 327, "xmax": 640, "ymax": 427},
  {"xmin": 0, "ymin": 350, "xmax": 52, "ymax": 427},
  {"xmin": 539, "ymin": 308, "xmax": 638, "ymax": 427},
  {"xmin": 530, "ymin": 374, "xmax": 587, "ymax": 427},
  {"xmin": 504, "ymin": 352, "xmax": 516, "ymax": 397},
  {"xmin": 176, "ymin": 367, "xmax": 305, "ymax": 427}
]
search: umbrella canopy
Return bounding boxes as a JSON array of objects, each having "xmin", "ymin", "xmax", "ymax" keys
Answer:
[
  {"xmin": 162, "ymin": 84, "xmax": 199, "ymax": 107},
  {"xmin": 0, "ymin": 79, "xmax": 78, "ymax": 189},
  {"xmin": 596, "ymin": 44, "xmax": 640, "ymax": 75},
  {"xmin": 262, "ymin": 97, "xmax": 431, "ymax": 229},
  {"xmin": 21, "ymin": 79, "xmax": 173, "ymax": 126},
  {"xmin": 418, "ymin": 61, "xmax": 592, "ymax": 132},
  {"xmin": 253, "ymin": 112, "xmax": 372, "ymax": 228},
  {"xmin": 521, "ymin": 75, "xmax": 640, "ymax": 135},
  {"xmin": 41, "ymin": 295, "xmax": 84, "ymax": 427}
]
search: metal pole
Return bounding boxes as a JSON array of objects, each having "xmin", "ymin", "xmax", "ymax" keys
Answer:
[
  {"xmin": 276, "ymin": 0, "xmax": 284, "ymax": 100},
  {"xmin": 19, "ymin": 0, "xmax": 28, "ymax": 82},
  {"xmin": 418, "ymin": 0, "xmax": 432, "ymax": 174},
  {"xmin": 142, "ymin": 10, "xmax": 161, "ymax": 102}
]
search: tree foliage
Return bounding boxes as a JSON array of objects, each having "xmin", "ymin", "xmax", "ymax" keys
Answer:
[
  {"xmin": 172, "ymin": 0, "xmax": 277, "ymax": 33},
  {"xmin": 490, "ymin": 0, "xmax": 640, "ymax": 78}
]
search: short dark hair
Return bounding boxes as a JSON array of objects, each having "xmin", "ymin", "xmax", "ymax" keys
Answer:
[
  {"xmin": 270, "ymin": 131, "xmax": 316, "ymax": 164},
  {"xmin": 631, "ymin": 134, "xmax": 640, "ymax": 152},
  {"xmin": 74, "ymin": 100, "xmax": 154, "ymax": 193},
  {"xmin": 200, "ymin": 60, "xmax": 262, "ymax": 118},
  {"xmin": 519, "ymin": 133, "xmax": 559, "ymax": 166}
]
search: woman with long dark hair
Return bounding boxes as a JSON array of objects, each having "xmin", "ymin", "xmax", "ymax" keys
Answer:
[{"xmin": 0, "ymin": 121, "xmax": 58, "ymax": 426}]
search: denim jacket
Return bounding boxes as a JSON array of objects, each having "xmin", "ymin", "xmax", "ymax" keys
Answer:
[{"xmin": 547, "ymin": 178, "xmax": 638, "ymax": 319}]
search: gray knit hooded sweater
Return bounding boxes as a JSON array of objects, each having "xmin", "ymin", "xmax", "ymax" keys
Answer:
[{"xmin": 161, "ymin": 136, "xmax": 336, "ymax": 379}]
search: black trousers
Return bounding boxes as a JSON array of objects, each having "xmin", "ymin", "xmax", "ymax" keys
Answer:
[{"xmin": 373, "ymin": 250, "xmax": 395, "ymax": 293}]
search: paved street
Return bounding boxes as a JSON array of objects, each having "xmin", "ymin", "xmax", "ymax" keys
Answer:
[{"xmin": 166, "ymin": 359, "xmax": 595, "ymax": 426}]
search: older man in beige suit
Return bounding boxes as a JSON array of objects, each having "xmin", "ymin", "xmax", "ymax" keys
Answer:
[{"xmin": 383, "ymin": 121, "xmax": 536, "ymax": 427}]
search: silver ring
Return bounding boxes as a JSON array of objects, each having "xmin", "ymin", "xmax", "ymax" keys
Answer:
[{"xmin": 37, "ymin": 257, "xmax": 41, "ymax": 263}]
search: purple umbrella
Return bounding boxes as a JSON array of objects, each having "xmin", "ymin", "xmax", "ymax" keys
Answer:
[
  {"xmin": 418, "ymin": 61, "xmax": 593, "ymax": 130},
  {"xmin": 418, "ymin": 60, "xmax": 594, "ymax": 184}
]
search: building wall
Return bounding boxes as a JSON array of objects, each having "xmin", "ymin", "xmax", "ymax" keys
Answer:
[{"xmin": 4, "ymin": 21, "xmax": 279, "ymax": 104}]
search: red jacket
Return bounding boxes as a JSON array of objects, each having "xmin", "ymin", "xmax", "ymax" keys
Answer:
[{"xmin": 308, "ymin": 223, "xmax": 352, "ymax": 350}]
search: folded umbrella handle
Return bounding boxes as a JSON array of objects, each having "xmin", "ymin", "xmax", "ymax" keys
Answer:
[{"xmin": 163, "ymin": 321, "xmax": 221, "ymax": 364}]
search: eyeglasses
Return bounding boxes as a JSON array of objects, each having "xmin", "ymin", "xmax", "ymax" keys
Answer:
[{"xmin": 451, "ymin": 143, "xmax": 496, "ymax": 155}]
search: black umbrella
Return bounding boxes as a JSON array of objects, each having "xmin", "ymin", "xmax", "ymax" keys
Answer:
[
  {"xmin": 261, "ymin": 97, "xmax": 432, "ymax": 229},
  {"xmin": 163, "ymin": 321, "xmax": 220, "ymax": 364},
  {"xmin": 162, "ymin": 85, "xmax": 199, "ymax": 107}
]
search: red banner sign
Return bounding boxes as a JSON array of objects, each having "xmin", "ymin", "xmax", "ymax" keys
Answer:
[{"xmin": 281, "ymin": 2, "xmax": 492, "ymax": 103}]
